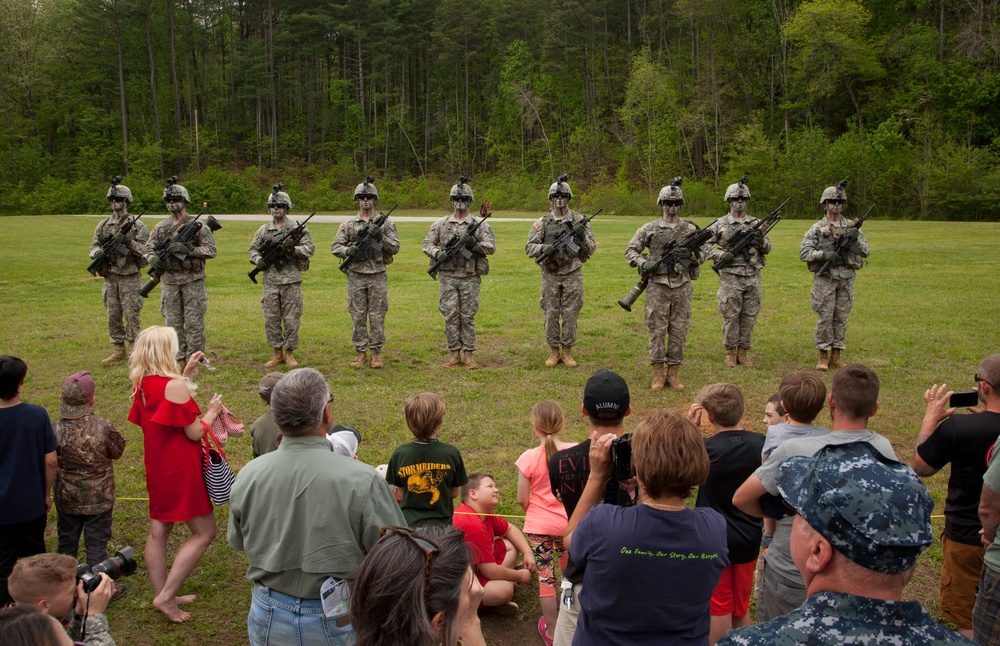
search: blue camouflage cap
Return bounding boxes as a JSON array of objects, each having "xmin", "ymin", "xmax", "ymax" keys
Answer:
[{"xmin": 776, "ymin": 441, "xmax": 933, "ymax": 574}]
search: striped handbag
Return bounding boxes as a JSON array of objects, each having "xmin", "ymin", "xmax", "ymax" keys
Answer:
[{"xmin": 202, "ymin": 424, "xmax": 236, "ymax": 505}]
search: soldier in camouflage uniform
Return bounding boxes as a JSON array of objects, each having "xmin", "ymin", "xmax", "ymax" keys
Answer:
[
  {"xmin": 144, "ymin": 179, "xmax": 216, "ymax": 361},
  {"xmin": 525, "ymin": 175, "xmax": 596, "ymax": 368},
  {"xmin": 330, "ymin": 178, "xmax": 400, "ymax": 369},
  {"xmin": 422, "ymin": 178, "xmax": 496, "ymax": 369},
  {"xmin": 624, "ymin": 178, "xmax": 701, "ymax": 391},
  {"xmin": 89, "ymin": 178, "xmax": 149, "ymax": 363},
  {"xmin": 719, "ymin": 441, "xmax": 974, "ymax": 645},
  {"xmin": 701, "ymin": 179, "xmax": 771, "ymax": 368},
  {"xmin": 249, "ymin": 185, "xmax": 315, "ymax": 369},
  {"xmin": 799, "ymin": 181, "xmax": 870, "ymax": 372}
]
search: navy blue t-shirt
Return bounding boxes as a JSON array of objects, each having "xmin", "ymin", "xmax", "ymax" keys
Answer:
[{"xmin": 0, "ymin": 403, "xmax": 57, "ymax": 525}]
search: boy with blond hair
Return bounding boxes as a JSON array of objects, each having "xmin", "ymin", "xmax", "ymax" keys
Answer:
[{"xmin": 386, "ymin": 392, "xmax": 468, "ymax": 527}]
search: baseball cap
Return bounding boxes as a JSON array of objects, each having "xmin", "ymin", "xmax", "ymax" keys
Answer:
[
  {"xmin": 326, "ymin": 426, "xmax": 360, "ymax": 458},
  {"xmin": 60, "ymin": 371, "xmax": 95, "ymax": 420},
  {"xmin": 583, "ymin": 369, "xmax": 630, "ymax": 420},
  {"xmin": 258, "ymin": 372, "xmax": 284, "ymax": 394},
  {"xmin": 776, "ymin": 441, "xmax": 934, "ymax": 574}
]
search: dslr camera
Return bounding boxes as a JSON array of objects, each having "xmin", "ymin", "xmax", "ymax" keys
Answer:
[
  {"xmin": 76, "ymin": 547, "xmax": 137, "ymax": 594},
  {"xmin": 610, "ymin": 433, "xmax": 633, "ymax": 482}
]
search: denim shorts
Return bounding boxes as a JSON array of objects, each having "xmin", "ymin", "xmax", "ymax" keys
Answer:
[{"xmin": 249, "ymin": 582, "xmax": 355, "ymax": 646}]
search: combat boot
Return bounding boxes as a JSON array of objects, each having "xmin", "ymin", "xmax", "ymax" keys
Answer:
[
  {"xmin": 650, "ymin": 363, "xmax": 666, "ymax": 392},
  {"xmin": 816, "ymin": 350, "xmax": 830, "ymax": 372},
  {"xmin": 725, "ymin": 349, "xmax": 737, "ymax": 368},
  {"xmin": 283, "ymin": 349, "xmax": 298, "ymax": 369},
  {"xmin": 462, "ymin": 351, "xmax": 478, "ymax": 370},
  {"xmin": 545, "ymin": 347, "xmax": 561, "ymax": 367},
  {"xmin": 561, "ymin": 348, "xmax": 577, "ymax": 368},
  {"xmin": 830, "ymin": 349, "xmax": 846, "ymax": 369},
  {"xmin": 369, "ymin": 352, "xmax": 384, "ymax": 369},
  {"xmin": 665, "ymin": 364, "xmax": 685, "ymax": 391},
  {"xmin": 102, "ymin": 343, "xmax": 127, "ymax": 363},
  {"xmin": 737, "ymin": 347, "xmax": 754, "ymax": 368},
  {"xmin": 350, "ymin": 351, "xmax": 368, "ymax": 368},
  {"xmin": 442, "ymin": 351, "xmax": 463, "ymax": 368},
  {"xmin": 264, "ymin": 347, "xmax": 284, "ymax": 369}
]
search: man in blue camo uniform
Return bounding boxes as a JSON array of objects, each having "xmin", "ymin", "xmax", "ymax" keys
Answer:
[{"xmin": 718, "ymin": 442, "xmax": 974, "ymax": 645}]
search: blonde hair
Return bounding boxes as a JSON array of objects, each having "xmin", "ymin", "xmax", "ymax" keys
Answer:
[
  {"xmin": 404, "ymin": 393, "xmax": 446, "ymax": 440},
  {"xmin": 8, "ymin": 553, "xmax": 76, "ymax": 605},
  {"xmin": 530, "ymin": 400, "xmax": 564, "ymax": 466},
  {"xmin": 128, "ymin": 326, "xmax": 193, "ymax": 396}
]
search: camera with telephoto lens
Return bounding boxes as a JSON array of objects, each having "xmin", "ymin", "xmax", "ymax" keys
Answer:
[
  {"xmin": 76, "ymin": 547, "xmax": 137, "ymax": 594},
  {"xmin": 610, "ymin": 433, "xmax": 633, "ymax": 482}
]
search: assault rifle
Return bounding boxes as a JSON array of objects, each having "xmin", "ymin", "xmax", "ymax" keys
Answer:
[
  {"xmin": 248, "ymin": 211, "xmax": 316, "ymax": 284},
  {"xmin": 618, "ymin": 220, "xmax": 718, "ymax": 312},
  {"xmin": 87, "ymin": 209, "xmax": 145, "ymax": 276},
  {"xmin": 535, "ymin": 209, "xmax": 602, "ymax": 267},
  {"xmin": 817, "ymin": 203, "xmax": 875, "ymax": 277},
  {"xmin": 139, "ymin": 209, "xmax": 223, "ymax": 298},
  {"xmin": 338, "ymin": 203, "xmax": 399, "ymax": 273},
  {"xmin": 712, "ymin": 196, "xmax": 791, "ymax": 274},
  {"xmin": 427, "ymin": 203, "xmax": 492, "ymax": 280}
]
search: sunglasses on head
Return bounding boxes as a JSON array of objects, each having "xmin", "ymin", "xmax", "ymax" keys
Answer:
[{"xmin": 380, "ymin": 526, "xmax": 440, "ymax": 603}]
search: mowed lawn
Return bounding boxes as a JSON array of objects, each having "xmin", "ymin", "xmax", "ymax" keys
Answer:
[{"xmin": 0, "ymin": 212, "xmax": 997, "ymax": 644}]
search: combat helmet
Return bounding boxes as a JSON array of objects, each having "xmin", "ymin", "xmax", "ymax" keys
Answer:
[
  {"xmin": 354, "ymin": 176, "xmax": 378, "ymax": 200},
  {"xmin": 106, "ymin": 176, "xmax": 133, "ymax": 204},
  {"xmin": 657, "ymin": 177, "xmax": 684, "ymax": 205},
  {"xmin": 450, "ymin": 176, "xmax": 474, "ymax": 202},
  {"xmin": 268, "ymin": 182, "xmax": 293, "ymax": 210},
  {"xmin": 162, "ymin": 176, "xmax": 191, "ymax": 203},
  {"xmin": 724, "ymin": 175, "xmax": 751, "ymax": 202},
  {"xmin": 821, "ymin": 180, "xmax": 848, "ymax": 204},
  {"xmin": 548, "ymin": 174, "xmax": 573, "ymax": 199}
]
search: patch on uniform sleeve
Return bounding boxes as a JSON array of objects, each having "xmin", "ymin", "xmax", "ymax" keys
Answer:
[
  {"xmin": 337, "ymin": 222, "xmax": 345, "ymax": 230},
  {"xmin": 532, "ymin": 219, "xmax": 542, "ymax": 230},
  {"xmin": 635, "ymin": 227, "xmax": 643, "ymax": 237}
]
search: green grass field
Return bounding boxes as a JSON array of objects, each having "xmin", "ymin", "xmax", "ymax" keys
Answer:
[{"xmin": 1, "ymin": 212, "xmax": 997, "ymax": 644}]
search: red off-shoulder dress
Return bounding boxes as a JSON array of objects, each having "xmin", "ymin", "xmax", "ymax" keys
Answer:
[{"xmin": 128, "ymin": 375, "xmax": 212, "ymax": 522}]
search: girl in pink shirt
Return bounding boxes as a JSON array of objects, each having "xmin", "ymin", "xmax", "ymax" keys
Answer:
[{"xmin": 516, "ymin": 401, "xmax": 576, "ymax": 646}]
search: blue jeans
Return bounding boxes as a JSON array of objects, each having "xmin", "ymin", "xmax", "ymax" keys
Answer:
[{"xmin": 249, "ymin": 583, "xmax": 355, "ymax": 646}]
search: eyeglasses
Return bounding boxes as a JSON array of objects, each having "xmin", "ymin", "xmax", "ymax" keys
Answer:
[
  {"xmin": 164, "ymin": 196, "xmax": 184, "ymax": 203},
  {"xmin": 661, "ymin": 200, "xmax": 682, "ymax": 207},
  {"xmin": 826, "ymin": 199, "xmax": 846, "ymax": 205},
  {"xmin": 729, "ymin": 197, "xmax": 748, "ymax": 203},
  {"xmin": 357, "ymin": 195, "xmax": 376, "ymax": 201},
  {"xmin": 108, "ymin": 196, "xmax": 125, "ymax": 203},
  {"xmin": 975, "ymin": 374, "xmax": 997, "ymax": 389},
  {"xmin": 380, "ymin": 526, "xmax": 440, "ymax": 603},
  {"xmin": 551, "ymin": 193, "xmax": 570, "ymax": 200}
]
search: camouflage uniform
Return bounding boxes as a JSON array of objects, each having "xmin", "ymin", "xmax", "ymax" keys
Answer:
[
  {"xmin": 624, "ymin": 219, "xmax": 700, "ymax": 365},
  {"xmin": 799, "ymin": 218, "xmax": 869, "ymax": 351},
  {"xmin": 89, "ymin": 214, "xmax": 149, "ymax": 344},
  {"xmin": 67, "ymin": 612, "xmax": 118, "ymax": 646},
  {"xmin": 702, "ymin": 214, "xmax": 771, "ymax": 350},
  {"xmin": 248, "ymin": 220, "xmax": 315, "ymax": 350},
  {"xmin": 145, "ymin": 215, "xmax": 217, "ymax": 359},
  {"xmin": 525, "ymin": 210, "xmax": 597, "ymax": 349},
  {"xmin": 422, "ymin": 214, "xmax": 496, "ymax": 352},
  {"xmin": 331, "ymin": 214, "xmax": 400, "ymax": 352}
]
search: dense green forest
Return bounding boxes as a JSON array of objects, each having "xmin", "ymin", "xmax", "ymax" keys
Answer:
[{"xmin": 1, "ymin": 0, "xmax": 998, "ymax": 218}]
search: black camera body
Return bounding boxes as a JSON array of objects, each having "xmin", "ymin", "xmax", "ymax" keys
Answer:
[
  {"xmin": 76, "ymin": 547, "xmax": 137, "ymax": 594},
  {"xmin": 610, "ymin": 433, "xmax": 633, "ymax": 482}
]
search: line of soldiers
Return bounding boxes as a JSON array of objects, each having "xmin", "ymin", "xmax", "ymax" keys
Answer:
[{"xmin": 87, "ymin": 175, "xmax": 869, "ymax": 379}]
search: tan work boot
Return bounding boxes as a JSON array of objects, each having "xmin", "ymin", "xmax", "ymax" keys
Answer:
[
  {"xmin": 816, "ymin": 350, "xmax": 830, "ymax": 372},
  {"xmin": 369, "ymin": 352, "xmax": 384, "ymax": 369},
  {"xmin": 545, "ymin": 347, "xmax": 561, "ymax": 367},
  {"xmin": 725, "ymin": 349, "xmax": 737, "ymax": 368},
  {"xmin": 665, "ymin": 364, "xmax": 685, "ymax": 391},
  {"xmin": 102, "ymin": 343, "xmax": 127, "ymax": 363},
  {"xmin": 264, "ymin": 347, "xmax": 284, "ymax": 369},
  {"xmin": 442, "ymin": 351, "xmax": 463, "ymax": 368},
  {"xmin": 737, "ymin": 347, "xmax": 753, "ymax": 368},
  {"xmin": 830, "ymin": 349, "xmax": 846, "ymax": 368},
  {"xmin": 650, "ymin": 363, "xmax": 666, "ymax": 392},
  {"xmin": 283, "ymin": 349, "xmax": 298, "ymax": 369},
  {"xmin": 561, "ymin": 347, "xmax": 577, "ymax": 368},
  {"xmin": 350, "ymin": 351, "xmax": 368, "ymax": 368},
  {"xmin": 462, "ymin": 351, "xmax": 478, "ymax": 369}
]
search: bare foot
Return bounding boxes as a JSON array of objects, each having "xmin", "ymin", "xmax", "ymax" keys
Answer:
[
  {"xmin": 176, "ymin": 594, "xmax": 197, "ymax": 605},
  {"xmin": 153, "ymin": 595, "xmax": 192, "ymax": 623}
]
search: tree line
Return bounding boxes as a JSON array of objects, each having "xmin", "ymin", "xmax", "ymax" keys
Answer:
[{"xmin": 0, "ymin": 0, "xmax": 998, "ymax": 219}]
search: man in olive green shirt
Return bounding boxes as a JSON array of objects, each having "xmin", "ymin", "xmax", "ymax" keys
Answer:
[{"xmin": 228, "ymin": 368, "xmax": 403, "ymax": 645}]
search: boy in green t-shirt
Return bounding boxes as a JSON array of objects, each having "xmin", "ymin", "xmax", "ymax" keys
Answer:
[{"xmin": 386, "ymin": 392, "xmax": 469, "ymax": 527}]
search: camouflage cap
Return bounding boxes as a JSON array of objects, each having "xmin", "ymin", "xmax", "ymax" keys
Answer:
[
  {"xmin": 258, "ymin": 372, "xmax": 284, "ymax": 394},
  {"xmin": 60, "ymin": 371, "xmax": 95, "ymax": 420},
  {"xmin": 776, "ymin": 441, "xmax": 934, "ymax": 574}
]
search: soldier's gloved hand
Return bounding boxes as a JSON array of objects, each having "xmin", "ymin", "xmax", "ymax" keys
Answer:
[
  {"xmin": 367, "ymin": 223, "xmax": 383, "ymax": 239},
  {"xmin": 92, "ymin": 249, "xmax": 106, "ymax": 261},
  {"xmin": 170, "ymin": 241, "xmax": 190, "ymax": 255},
  {"xmin": 820, "ymin": 251, "xmax": 841, "ymax": 263},
  {"xmin": 435, "ymin": 250, "xmax": 449, "ymax": 262},
  {"xmin": 282, "ymin": 236, "xmax": 296, "ymax": 248},
  {"xmin": 640, "ymin": 260, "xmax": 658, "ymax": 274},
  {"xmin": 346, "ymin": 245, "xmax": 359, "ymax": 257},
  {"xmin": 149, "ymin": 255, "xmax": 164, "ymax": 270},
  {"xmin": 719, "ymin": 251, "xmax": 735, "ymax": 266},
  {"xmin": 674, "ymin": 247, "xmax": 692, "ymax": 260},
  {"xmin": 572, "ymin": 223, "xmax": 588, "ymax": 238},
  {"xmin": 461, "ymin": 233, "xmax": 477, "ymax": 249},
  {"xmin": 113, "ymin": 232, "xmax": 127, "ymax": 245},
  {"xmin": 539, "ymin": 244, "xmax": 555, "ymax": 257},
  {"xmin": 752, "ymin": 231, "xmax": 765, "ymax": 247},
  {"xmin": 845, "ymin": 228, "xmax": 859, "ymax": 239},
  {"xmin": 255, "ymin": 259, "xmax": 268, "ymax": 270}
]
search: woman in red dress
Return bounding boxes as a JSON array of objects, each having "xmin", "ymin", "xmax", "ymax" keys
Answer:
[{"xmin": 128, "ymin": 326, "xmax": 223, "ymax": 623}]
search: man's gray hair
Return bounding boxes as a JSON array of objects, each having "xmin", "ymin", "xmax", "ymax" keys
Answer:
[
  {"xmin": 979, "ymin": 354, "xmax": 1000, "ymax": 389},
  {"xmin": 270, "ymin": 368, "xmax": 330, "ymax": 436}
]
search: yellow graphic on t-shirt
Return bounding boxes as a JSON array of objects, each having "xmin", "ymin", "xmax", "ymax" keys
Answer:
[{"xmin": 405, "ymin": 469, "xmax": 449, "ymax": 504}]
